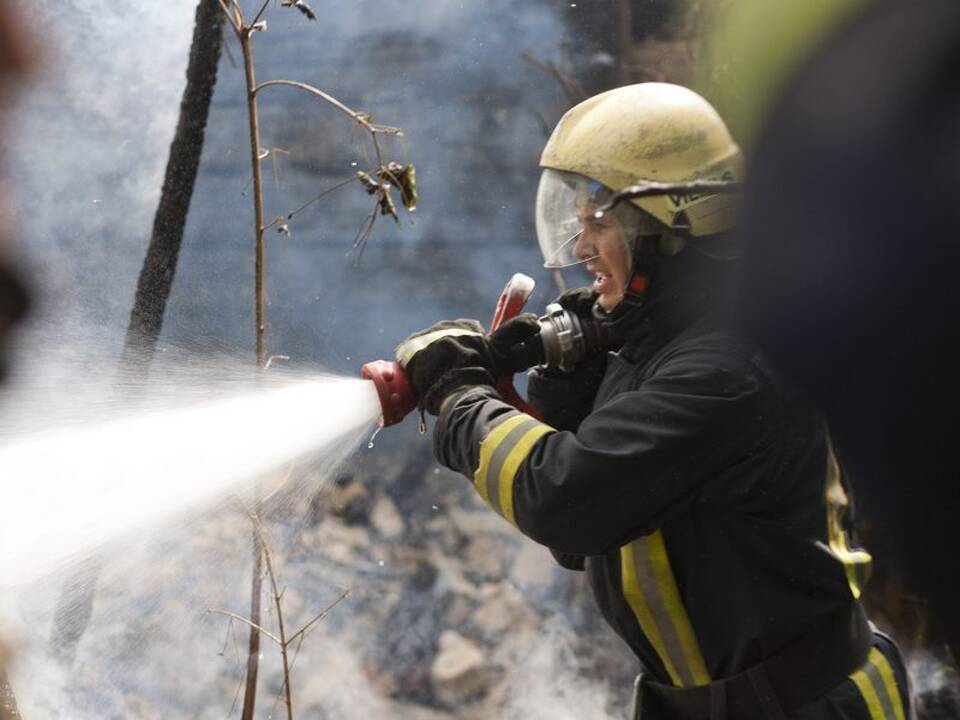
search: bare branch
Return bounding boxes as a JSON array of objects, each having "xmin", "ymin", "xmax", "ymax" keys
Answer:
[
  {"xmin": 247, "ymin": 514, "xmax": 294, "ymax": 720},
  {"xmin": 287, "ymin": 589, "xmax": 351, "ymax": 645},
  {"xmin": 264, "ymin": 354, "xmax": 290, "ymax": 369},
  {"xmin": 216, "ymin": 0, "xmax": 237, "ymax": 31},
  {"xmin": 250, "ymin": 0, "xmax": 272, "ymax": 29},
  {"xmin": 215, "ymin": 0, "xmax": 242, "ymax": 33},
  {"xmin": 519, "ymin": 51, "xmax": 586, "ymax": 106},
  {"xmin": 267, "ymin": 147, "xmax": 290, "ymax": 191},
  {"xmin": 208, "ymin": 609, "xmax": 282, "ymax": 646},
  {"xmin": 253, "ymin": 80, "xmax": 401, "ymax": 136},
  {"xmin": 350, "ymin": 196, "xmax": 379, "ymax": 261},
  {"xmin": 286, "ymin": 174, "xmax": 358, "ymax": 220},
  {"xmin": 222, "ymin": 27, "xmax": 240, "ymax": 68},
  {"xmin": 219, "ymin": 618, "xmax": 245, "ymax": 719}
]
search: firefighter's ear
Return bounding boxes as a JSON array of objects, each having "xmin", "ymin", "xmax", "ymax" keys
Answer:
[{"xmin": 657, "ymin": 233, "xmax": 686, "ymax": 257}]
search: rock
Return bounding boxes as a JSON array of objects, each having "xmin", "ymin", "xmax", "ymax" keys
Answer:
[
  {"xmin": 317, "ymin": 475, "xmax": 371, "ymax": 525},
  {"xmin": 447, "ymin": 507, "xmax": 513, "ymax": 538},
  {"xmin": 508, "ymin": 540, "xmax": 556, "ymax": 592},
  {"xmin": 430, "ymin": 630, "xmax": 491, "ymax": 706},
  {"xmin": 371, "ymin": 494, "xmax": 406, "ymax": 540},
  {"xmin": 443, "ymin": 593, "xmax": 477, "ymax": 628},
  {"xmin": 470, "ymin": 585, "xmax": 533, "ymax": 638},
  {"xmin": 462, "ymin": 535, "xmax": 506, "ymax": 581},
  {"xmin": 363, "ymin": 563, "xmax": 441, "ymax": 705}
]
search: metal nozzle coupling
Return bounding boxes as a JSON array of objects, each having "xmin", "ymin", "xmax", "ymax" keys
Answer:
[{"xmin": 534, "ymin": 303, "xmax": 619, "ymax": 372}]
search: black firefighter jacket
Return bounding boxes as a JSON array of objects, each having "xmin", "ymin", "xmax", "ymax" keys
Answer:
[{"xmin": 433, "ymin": 312, "xmax": 909, "ymax": 719}]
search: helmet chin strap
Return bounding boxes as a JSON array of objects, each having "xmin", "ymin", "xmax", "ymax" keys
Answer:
[{"xmin": 617, "ymin": 235, "xmax": 658, "ymax": 311}]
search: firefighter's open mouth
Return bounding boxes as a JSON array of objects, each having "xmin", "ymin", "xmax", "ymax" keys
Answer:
[{"xmin": 592, "ymin": 271, "xmax": 616, "ymax": 296}]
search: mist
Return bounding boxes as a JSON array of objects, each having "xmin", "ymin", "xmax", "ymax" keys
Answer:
[{"xmin": 1, "ymin": 1, "xmax": 636, "ymax": 717}]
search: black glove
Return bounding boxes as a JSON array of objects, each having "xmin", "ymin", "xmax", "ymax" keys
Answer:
[
  {"xmin": 395, "ymin": 319, "xmax": 497, "ymax": 415},
  {"xmin": 527, "ymin": 287, "xmax": 608, "ymax": 431},
  {"xmin": 488, "ymin": 313, "xmax": 542, "ymax": 375}
]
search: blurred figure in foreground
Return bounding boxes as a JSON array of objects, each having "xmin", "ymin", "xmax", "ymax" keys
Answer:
[
  {"xmin": 0, "ymin": 1, "xmax": 35, "ymax": 717},
  {"xmin": 0, "ymin": 0, "xmax": 33, "ymax": 382},
  {"xmin": 736, "ymin": 0, "xmax": 960, "ymax": 669}
]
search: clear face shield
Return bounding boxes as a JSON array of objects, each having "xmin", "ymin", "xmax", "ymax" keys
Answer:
[{"xmin": 535, "ymin": 169, "xmax": 660, "ymax": 270}]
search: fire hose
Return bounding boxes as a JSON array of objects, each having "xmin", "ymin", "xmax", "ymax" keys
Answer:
[{"xmin": 360, "ymin": 273, "xmax": 620, "ymax": 427}]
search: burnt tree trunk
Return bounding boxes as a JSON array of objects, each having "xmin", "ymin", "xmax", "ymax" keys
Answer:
[
  {"xmin": 122, "ymin": 0, "xmax": 224, "ymax": 364},
  {"xmin": 48, "ymin": 0, "xmax": 223, "ymax": 666}
]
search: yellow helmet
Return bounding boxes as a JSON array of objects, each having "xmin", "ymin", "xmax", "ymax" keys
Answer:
[{"xmin": 536, "ymin": 83, "xmax": 742, "ymax": 268}]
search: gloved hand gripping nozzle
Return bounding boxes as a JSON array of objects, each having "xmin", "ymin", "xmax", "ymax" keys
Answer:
[{"xmin": 361, "ymin": 275, "xmax": 620, "ymax": 428}]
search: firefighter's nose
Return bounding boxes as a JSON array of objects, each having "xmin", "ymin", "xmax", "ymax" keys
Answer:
[{"xmin": 573, "ymin": 230, "xmax": 593, "ymax": 261}]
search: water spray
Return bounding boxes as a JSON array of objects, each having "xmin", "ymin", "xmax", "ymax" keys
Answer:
[{"xmin": 361, "ymin": 274, "xmax": 620, "ymax": 427}]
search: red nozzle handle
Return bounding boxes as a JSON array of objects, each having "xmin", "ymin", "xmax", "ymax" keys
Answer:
[
  {"xmin": 361, "ymin": 359, "xmax": 416, "ymax": 427},
  {"xmin": 491, "ymin": 273, "xmax": 543, "ymax": 420},
  {"xmin": 490, "ymin": 273, "xmax": 536, "ymax": 332},
  {"xmin": 363, "ymin": 272, "xmax": 542, "ymax": 428}
]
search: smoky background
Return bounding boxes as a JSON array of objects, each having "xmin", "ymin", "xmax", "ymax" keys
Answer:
[
  {"xmin": 0, "ymin": 1, "xmax": 686, "ymax": 718},
  {"xmin": 9, "ymin": 1, "xmax": 951, "ymax": 719}
]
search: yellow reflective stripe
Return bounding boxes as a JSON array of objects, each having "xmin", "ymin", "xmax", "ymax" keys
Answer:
[
  {"xmin": 849, "ymin": 648, "xmax": 905, "ymax": 720},
  {"xmin": 647, "ymin": 532, "xmax": 711, "ymax": 686},
  {"xmin": 497, "ymin": 422, "xmax": 553, "ymax": 526},
  {"xmin": 473, "ymin": 413, "xmax": 553, "ymax": 526},
  {"xmin": 825, "ymin": 435, "xmax": 873, "ymax": 598},
  {"xmin": 395, "ymin": 328, "xmax": 484, "ymax": 366},
  {"xmin": 872, "ymin": 649, "xmax": 906, "ymax": 720},
  {"xmin": 621, "ymin": 533, "xmax": 711, "ymax": 687},
  {"xmin": 621, "ymin": 541, "xmax": 683, "ymax": 686},
  {"xmin": 475, "ymin": 413, "xmax": 526, "ymax": 507},
  {"xmin": 850, "ymin": 666, "xmax": 886, "ymax": 720}
]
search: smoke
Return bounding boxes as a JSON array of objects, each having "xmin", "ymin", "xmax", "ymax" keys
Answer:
[
  {"xmin": 909, "ymin": 650, "xmax": 960, "ymax": 719},
  {"xmin": 0, "ymin": 1, "xmax": 640, "ymax": 717},
  {"xmin": 497, "ymin": 614, "xmax": 627, "ymax": 720},
  {"xmin": 0, "ymin": 345, "xmax": 379, "ymax": 717},
  {"xmin": 9, "ymin": 1, "xmax": 196, "ymax": 339}
]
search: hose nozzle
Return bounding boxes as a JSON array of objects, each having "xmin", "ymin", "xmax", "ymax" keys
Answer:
[
  {"xmin": 360, "ymin": 359, "xmax": 416, "ymax": 427},
  {"xmin": 510, "ymin": 305, "xmax": 620, "ymax": 373}
]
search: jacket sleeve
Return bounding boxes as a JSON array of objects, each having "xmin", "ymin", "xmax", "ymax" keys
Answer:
[
  {"xmin": 526, "ymin": 367, "xmax": 602, "ymax": 432},
  {"xmin": 434, "ymin": 346, "xmax": 774, "ymax": 556}
]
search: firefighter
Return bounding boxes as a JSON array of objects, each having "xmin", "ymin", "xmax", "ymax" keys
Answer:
[{"xmin": 395, "ymin": 83, "xmax": 912, "ymax": 719}]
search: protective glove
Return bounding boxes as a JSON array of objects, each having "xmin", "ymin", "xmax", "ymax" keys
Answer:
[
  {"xmin": 487, "ymin": 312, "xmax": 542, "ymax": 375},
  {"xmin": 396, "ymin": 314, "xmax": 546, "ymax": 415},
  {"xmin": 395, "ymin": 319, "xmax": 497, "ymax": 415},
  {"xmin": 527, "ymin": 287, "xmax": 608, "ymax": 431}
]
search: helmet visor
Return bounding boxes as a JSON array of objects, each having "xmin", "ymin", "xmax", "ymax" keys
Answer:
[
  {"xmin": 536, "ymin": 169, "xmax": 609, "ymax": 269},
  {"xmin": 536, "ymin": 169, "xmax": 660, "ymax": 269}
]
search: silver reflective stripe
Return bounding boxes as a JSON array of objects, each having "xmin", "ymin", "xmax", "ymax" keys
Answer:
[
  {"xmin": 630, "ymin": 537, "xmax": 697, "ymax": 687},
  {"xmin": 864, "ymin": 658, "xmax": 897, "ymax": 720},
  {"xmin": 473, "ymin": 412, "xmax": 554, "ymax": 526},
  {"xmin": 483, "ymin": 416, "xmax": 542, "ymax": 517},
  {"xmin": 849, "ymin": 647, "xmax": 906, "ymax": 720},
  {"xmin": 620, "ymin": 533, "xmax": 710, "ymax": 688},
  {"xmin": 395, "ymin": 328, "xmax": 483, "ymax": 366}
]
